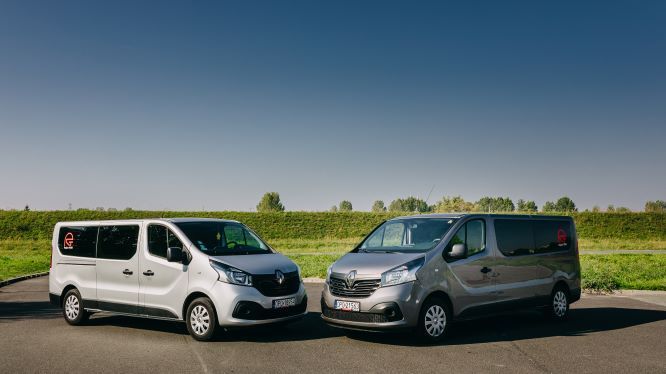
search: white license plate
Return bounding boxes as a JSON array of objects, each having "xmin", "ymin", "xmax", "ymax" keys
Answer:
[
  {"xmin": 334, "ymin": 300, "xmax": 360, "ymax": 312},
  {"xmin": 273, "ymin": 297, "xmax": 296, "ymax": 309}
]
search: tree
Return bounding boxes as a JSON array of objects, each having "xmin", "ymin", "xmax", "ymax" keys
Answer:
[
  {"xmin": 607, "ymin": 205, "xmax": 615, "ymax": 213},
  {"xmin": 433, "ymin": 196, "xmax": 475, "ymax": 212},
  {"xmin": 371, "ymin": 200, "xmax": 386, "ymax": 212},
  {"xmin": 615, "ymin": 207, "xmax": 631, "ymax": 213},
  {"xmin": 329, "ymin": 205, "xmax": 338, "ymax": 212},
  {"xmin": 516, "ymin": 199, "xmax": 538, "ymax": 213},
  {"xmin": 475, "ymin": 197, "xmax": 515, "ymax": 212},
  {"xmin": 338, "ymin": 200, "xmax": 353, "ymax": 212},
  {"xmin": 555, "ymin": 196, "xmax": 577, "ymax": 213},
  {"xmin": 389, "ymin": 197, "xmax": 431, "ymax": 212},
  {"xmin": 542, "ymin": 201, "xmax": 557, "ymax": 212},
  {"xmin": 95, "ymin": 207, "xmax": 105, "ymax": 211},
  {"xmin": 592, "ymin": 206, "xmax": 601, "ymax": 213},
  {"xmin": 256, "ymin": 192, "xmax": 285, "ymax": 212},
  {"xmin": 645, "ymin": 200, "xmax": 666, "ymax": 212},
  {"xmin": 107, "ymin": 207, "xmax": 118, "ymax": 212},
  {"xmin": 24, "ymin": 204, "xmax": 30, "ymax": 212}
]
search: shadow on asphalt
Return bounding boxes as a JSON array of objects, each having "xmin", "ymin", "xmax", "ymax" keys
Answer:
[
  {"xmin": 0, "ymin": 301, "xmax": 60, "ymax": 322},
  {"xmin": 343, "ymin": 308, "xmax": 666, "ymax": 346},
  {"xmin": 2, "ymin": 300, "xmax": 665, "ymax": 346}
]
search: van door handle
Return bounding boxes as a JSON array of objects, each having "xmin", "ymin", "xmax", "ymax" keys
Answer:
[
  {"xmin": 122, "ymin": 269, "xmax": 133, "ymax": 276},
  {"xmin": 143, "ymin": 270, "xmax": 154, "ymax": 276},
  {"xmin": 480, "ymin": 267, "xmax": 492, "ymax": 274}
]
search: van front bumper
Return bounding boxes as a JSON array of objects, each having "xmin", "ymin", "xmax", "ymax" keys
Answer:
[
  {"xmin": 209, "ymin": 281, "xmax": 308, "ymax": 327},
  {"xmin": 320, "ymin": 280, "xmax": 423, "ymax": 331}
]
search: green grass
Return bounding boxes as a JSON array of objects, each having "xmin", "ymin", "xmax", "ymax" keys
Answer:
[
  {"xmin": 579, "ymin": 238, "xmax": 666, "ymax": 251},
  {"xmin": 1, "ymin": 240, "xmax": 665, "ymax": 292},
  {"xmin": 0, "ymin": 240, "xmax": 50, "ymax": 281},
  {"xmin": 580, "ymin": 254, "xmax": 666, "ymax": 291}
]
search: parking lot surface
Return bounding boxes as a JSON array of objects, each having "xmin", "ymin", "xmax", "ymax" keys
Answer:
[{"xmin": 1, "ymin": 277, "xmax": 665, "ymax": 373}]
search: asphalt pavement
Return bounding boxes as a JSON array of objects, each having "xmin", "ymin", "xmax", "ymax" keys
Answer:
[{"xmin": 1, "ymin": 277, "xmax": 665, "ymax": 373}]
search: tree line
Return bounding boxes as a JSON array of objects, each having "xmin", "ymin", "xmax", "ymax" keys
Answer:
[{"xmin": 255, "ymin": 192, "xmax": 666, "ymax": 214}]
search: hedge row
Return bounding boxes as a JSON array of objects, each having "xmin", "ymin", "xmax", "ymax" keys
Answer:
[{"xmin": 0, "ymin": 211, "xmax": 664, "ymax": 241}]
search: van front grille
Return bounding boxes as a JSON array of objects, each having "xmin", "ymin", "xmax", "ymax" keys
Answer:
[
  {"xmin": 252, "ymin": 271, "xmax": 300, "ymax": 297},
  {"xmin": 322, "ymin": 304, "xmax": 389, "ymax": 323},
  {"xmin": 329, "ymin": 277, "xmax": 381, "ymax": 298}
]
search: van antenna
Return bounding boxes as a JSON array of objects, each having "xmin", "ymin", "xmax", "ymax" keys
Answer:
[{"xmin": 424, "ymin": 184, "xmax": 435, "ymax": 205}]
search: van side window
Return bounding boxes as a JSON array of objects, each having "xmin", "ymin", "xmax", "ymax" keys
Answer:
[
  {"xmin": 58, "ymin": 226, "xmax": 97, "ymax": 258},
  {"xmin": 534, "ymin": 220, "xmax": 571, "ymax": 253},
  {"xmin": 97, "ymin": 225, "xmax": 140, "ymax": 260},
  {"xmin": 148, "ymin": 225, "xmax": 183, "ymax": 258},
  {"xmin": 494, "ymin": 219, "xmax": 534, "ymax": 256},
  {"xmin": 445, "ymin": 219, "xmax": 486, "ymax": 256},
  {"xmin": 466, "ymin": 220, "xmax": 486, "ymax": 256}
]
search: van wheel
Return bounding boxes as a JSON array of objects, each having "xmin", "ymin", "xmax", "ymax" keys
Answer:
[
  {"xmin": 418, "ymin": 296, "xmax": 451, "ymax": 343},
  {"xmin": 186, "ymin": 298, "xmax": 218, "ymax": 341},
  {"xmin": 546, "ymin": 286, "xmax": 570, "ymax": 321},
  {"xmin": 62, "ymin": 289, "xmax": 89, "ymax": 325}
]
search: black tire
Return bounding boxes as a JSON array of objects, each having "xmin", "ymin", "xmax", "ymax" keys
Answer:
[
  {"xmin": 545, "ymin": 285, "xmax": 570, "ymax": 321},
  {"xmin": 186, "ymin": 297, "xmax": 218, "ymax": 341},
  {"xmin": 418, "ymin": 296, "xmax": 451, "ymax": 343},
  {"xmin": 62, "ymin": 288, "xmax": 89, "ymax": 325}
]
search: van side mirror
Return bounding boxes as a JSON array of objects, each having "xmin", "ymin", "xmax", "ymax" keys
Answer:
[
  {"xmin": 166, "ymin": 247, "xmax": 184, "ymax": 262},
  {"xmin": 448, "ymin": 243, "xmax": 467, "ymax": 259}
]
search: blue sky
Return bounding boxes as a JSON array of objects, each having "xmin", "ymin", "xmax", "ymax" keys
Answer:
[{"xmin": 1, "ymin": 0, "xmax": 664, "ymax": 211}]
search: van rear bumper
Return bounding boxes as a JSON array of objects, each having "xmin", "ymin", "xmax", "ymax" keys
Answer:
[
  {"xmin": 570, "ymin": 287, "xmax": 581, "ymax": 303},
  {"xmin": 49, "ymin": 292, "xmax": 60, "ymax": 306}
]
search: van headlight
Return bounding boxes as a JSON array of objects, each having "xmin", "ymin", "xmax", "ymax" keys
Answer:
[
  {"xmin": 380, "ymin": 257, "xmax": 425, "ymax": 287},
  {"xmin": 210, "ymin": 260, "xmax": 253, "ymax": 286}
]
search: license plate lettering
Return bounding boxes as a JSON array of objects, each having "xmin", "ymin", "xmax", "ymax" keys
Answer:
[
  {"xmin": 273, "ymin": 297, "xmax": 296, "ymax": 309},
  {"xmin": 334, "ymin": 300, "xmax": 360, "ymax": 312}
]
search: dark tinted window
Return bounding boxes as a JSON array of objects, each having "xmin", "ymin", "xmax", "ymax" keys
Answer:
[
  {"xmin": 97, "ymin": 225, "xmax": 139, "ymax": 260},
  {"xmin": 148, "ymin": 225, "xmax": 183, "ymax": 258},
  {"xmin": 445, "ymin": 220, "xmax": 486, "ymax": 256},
  {"xmin": 534, "ymin": 220, "xmax": 572, "ymax": 253},
  {"xmin": 58, "ymin": 226, "xmax": 98, "ymax": 258},
  {"xmin": 494, "ymin": 219, "xmax": 534, "ymax": 256}
]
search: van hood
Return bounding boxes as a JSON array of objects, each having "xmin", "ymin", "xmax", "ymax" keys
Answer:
[
  {"xmin": 210, "ymin": 253, "xmax": 298, "ymax": 276},
  {"xmin": 330, "ymin": 252, "xmax": 425, "ymax": 278}
]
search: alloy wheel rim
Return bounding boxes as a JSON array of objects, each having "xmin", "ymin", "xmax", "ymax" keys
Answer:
[
  {"xmin": 553, "ymin": 290, "xmax": 568, "ymax": 317},
  {"xmin": 65, "ymin": 294, "xmax": 79, "ymax": 320},
  {"xmin": 424, "ymin": 305, "xmax": 446, "ymax": 337},
  {"xmin": 190, "ymin": 305, "xmax": 210, "ymax": 335}
]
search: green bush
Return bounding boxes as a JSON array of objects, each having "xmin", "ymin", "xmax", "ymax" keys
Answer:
[{"xmin": 0, "ymin": 210, "xmax": 664, "ymax": 242}]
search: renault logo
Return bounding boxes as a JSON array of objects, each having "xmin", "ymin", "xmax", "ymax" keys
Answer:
[
  {"xmin": 275, "ymin": 270, "xmax": 285, "ymax": 285},
  {"xmin": 345, "ymin": 270, "xmax": 357, "ymax": 288}
]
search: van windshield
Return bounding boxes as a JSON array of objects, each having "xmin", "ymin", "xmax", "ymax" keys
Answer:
[
  {"xmin": 358, "ymin": 218, "xmax": 457, "ymax": 253},
  {"xmin": 175, "ymin": 222, "xmax": 272, "ymax": 256}
]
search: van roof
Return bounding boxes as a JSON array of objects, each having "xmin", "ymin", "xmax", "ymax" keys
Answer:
[
  {"xmin": 56, "ymin": 217, "xmax": 241, "ymax": 225},
  {"xmin": 390, "ymin": 213, "xmax": 573, "ymax": 220}
]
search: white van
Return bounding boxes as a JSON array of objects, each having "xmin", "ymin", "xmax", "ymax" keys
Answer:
[{"xmin": 49, "ymin": 218, "xmax": 307, "ymax": 341}]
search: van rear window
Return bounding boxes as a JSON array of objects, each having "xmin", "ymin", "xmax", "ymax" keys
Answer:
[
  {"xmin": 534, "ymin": 220, "xmax": 571, "ymax": 253},
  {"xmin": 58, "ymin": 226, "xmax": 98, "ymax": 258},
  {"xmin": 494, "ymin": 219, "xmax": 573, "ymax": 256}
]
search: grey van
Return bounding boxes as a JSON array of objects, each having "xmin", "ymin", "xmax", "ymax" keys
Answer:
[{"xmin": 321, "ymin": 214, "xmax": 581, "ymax": 341}]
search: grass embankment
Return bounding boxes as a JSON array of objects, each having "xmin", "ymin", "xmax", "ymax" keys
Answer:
[{"xmin": 2, "ymin": 239, "xmax": 665, "ymax": 291}]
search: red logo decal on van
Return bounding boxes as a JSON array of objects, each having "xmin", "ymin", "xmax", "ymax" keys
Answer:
[
  {"xmin": 557, "ymin": 229, "xmax": 567, "ymax": 245},
  {"xmin": 63, "ymin": 232, "xmax": 74, "ymax": 249}
]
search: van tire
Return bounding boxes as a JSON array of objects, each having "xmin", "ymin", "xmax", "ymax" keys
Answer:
[
  {"xmin": 186, "ymin": 297, "xmax": 218, "ymax": 341},
  {"xmin": 545, "ymin": 285, "xmax": 570, "ymax": 321},
  {"xmin": 418, "ymin": 296, "xmax": 451, "ymax": 343},
  {"xmin": 62, "ymin": 288, "xmax": 89, "ymax": 325}
]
